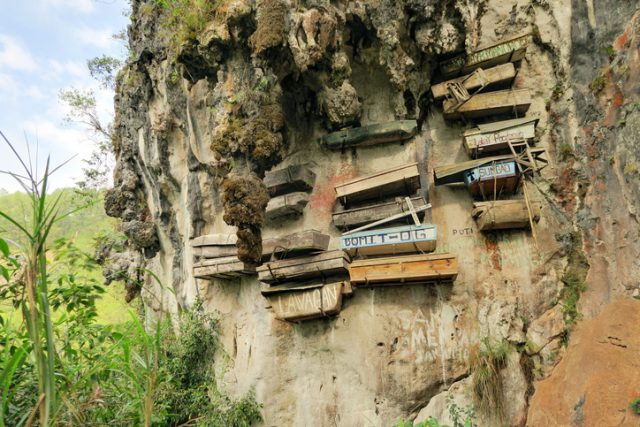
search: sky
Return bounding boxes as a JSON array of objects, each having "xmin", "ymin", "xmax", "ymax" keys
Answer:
[{"xmin": 0, "ymin": 0, "xmax": 129, "ymax": 193}]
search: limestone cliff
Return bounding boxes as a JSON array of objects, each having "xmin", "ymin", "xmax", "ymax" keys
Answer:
[{"xmin": 105, "ymin": 0, "xmax": 640, "ymax": 425}]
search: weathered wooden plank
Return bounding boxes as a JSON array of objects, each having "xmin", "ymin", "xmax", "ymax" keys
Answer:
[
  {"xmin": 332, "ymin": 197, "xmax": 428, "ymax": 230},
  {"xmin": 192, "ymin": 246, "xmax": 237, "ymax": 258},
  {"xmin": 257, "ymin": 250, "xmax": 350, "ymax": 284},
  {"xmin": 472, "ymin": 200, "xmax": 542, "ymax": 231},
  {"xmin": 263, "ymin": 164, "xmax": 316, "ymax": 197},
  {"xmin": 266, "ymin": 281, "xmax": 345, "ymax": 321},
  {"xmin": 432, "ymin": 63, "xmax": 517, "ymax": 100},
  {"xmin": 335, "ymin": 163, "xmax": 421, "ymax": 206},
  {"xmin": 463, "ymin": 160, "xmax": 520, "ymax": 198},
  {"xmin": 340, "ymin": 224, "xmax": 437, "ymax": 256},
  {"xmin": 193, "ymin": 256, "xmax": 256, "ymax": 279},
  {"xmin": 262, "ymin": 230, "xmax": 330, "ymax": 260},
  {"xmin": 439, "ymin": 34, "xmax": 529, "ymax": 78},
  {"xmin": 463, "ymin": 117, "xmax": 538, "ymax": 157},
  {"xmin": 265, "ymin": 192, "xmax": 309, "ymax": 221},
  {"xmin": 190, "ymin": 233, "xmax": 236, "ymax": 247},
  {"xmin": 443, "ymin": 89, "xmax": 531, "ymax": 120},
  {"xmin": 318, "ymin": 120, "xmax": 418, "ymax": 150},
  {"xmin": 349, "ymin": 253, "xmax": 458, "ymax": 285}
]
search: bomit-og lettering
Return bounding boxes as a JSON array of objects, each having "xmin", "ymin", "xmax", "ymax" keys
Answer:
[{"xmin": 340, "ymin": 224, "xmax": 437, "ymax": 256}]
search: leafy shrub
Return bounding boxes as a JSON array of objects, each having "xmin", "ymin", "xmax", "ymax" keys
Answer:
[{"xmin": 630, "ymin": 398, "xmax": 640, "ymax": 415}]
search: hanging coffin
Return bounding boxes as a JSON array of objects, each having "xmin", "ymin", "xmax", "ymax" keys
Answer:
[
  {"xmin": 431, "ymin": 63, "xmax": 517, "ymax": 101},
  {"xmin": 262, "ymin": 281, "xmax": 347, "ymax": 322},
  {"xmin": 472, "ymin": 200, "xmax": 542, "ymax": 231},
  {"xmin": 317, "ymin": 120, "xmax": 418, "ymax": 150},
  {"xmin": 257, "ymin": 250, "xmax": 350, "ymax": 284},
  {"xmin": 265, "ymin": 192, "xmax": 309, "ymax": 221},
  {"xmin": 264, "ymin": 164, "xmax": 316, "ymax": 197},
  {"xmin": 463, "ymin": 117, "xmax": 538, "ymax": 158},
  {"xmin": 193, "ymin": 256, "xmax": 256, "ymax": 279},
  {"xmin": 439, "ymin": 33, "xmax": 529, "ymax": 78},
  {"xmin": 463, "ymin": 160, "xmax": 520, "ymax": 198},
  {"xmin": 443, "ymin": 89, "xmax": 532, "ymax": 120},
  {"xmin": 262, "ymin": 230, "xmax": 330, "ymax": 260},
  {"xmin": 340, "ymin": 224, "xmax": 437, "ymax": 256},
  {"xmin": 334, "ymin": 163, "xmax": 421, "ymax": 206},
  {"xmin": 190, "ymin": 233, "xmax": 237, "ymax": 258},
  {"xmin": 349, "ymin": 253, "xmax": 458, "ymax": 286},
  {"xmin": 332, "ymin": 196, "xmax": 428, "ymax": 230}
]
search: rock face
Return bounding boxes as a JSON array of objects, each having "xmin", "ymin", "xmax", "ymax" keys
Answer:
[
  {"xmin": 527, "ymin": 299, "xmax": 640, "ymax": 427},
  {"xmin": 105, "ymin": 0, "xmax": 640, "ymax": 425}
]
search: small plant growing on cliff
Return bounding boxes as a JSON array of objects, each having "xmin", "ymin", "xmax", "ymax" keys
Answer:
[
  {"xmin": 623, "ymin": 161, "xmax": 638, "ymax": 175},
  {"xmin": 630, "ymin": 398, "xmax": 640, "ymax": 415},
  {"xmin": 470, "ymin": 338, "xmax": 511, "ymax": 423},
  {"xmin": 590, "ymin": 73, "xmax": 606, "ymax": 93},
  {"xmin": 558, "ymin": 143, "xmax": 573, "ymax": 161},
  {"xmin": 560, "ymin": 268, "xmax": 587, "ymax": 332}
]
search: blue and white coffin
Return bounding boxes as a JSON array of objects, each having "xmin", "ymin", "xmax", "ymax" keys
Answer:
[
  {"xmin": 463, "ymin": 160, "xmax": 520, "ymax": 198},
  {"xmin": 340, "ymin": 224, "xmax": 437, "ymax": 256}
]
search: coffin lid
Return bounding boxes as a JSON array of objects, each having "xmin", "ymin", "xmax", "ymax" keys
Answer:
[
  {"xmin": 463, "ymin": 117, "xmax": 539, "ymax": 137},
  {"xmin": 434, "ymin": 154, "xmax": 516, "ymax": 185}
]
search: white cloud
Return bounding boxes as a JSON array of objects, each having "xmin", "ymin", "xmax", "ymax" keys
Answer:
[
  {"xmin": 48, "ymin": 59, "xmax": 87, "ymax": 79},
  {"xmin": 0, "ymin": 35, "xmax": 37, "ymax": 72},
  {"xmin": 42, "ymin": 0, "xmax": 95, "ymax": 13},
  {"xmin": 75, "ymin": 27, "xmax": 117, "ymax": 49}
]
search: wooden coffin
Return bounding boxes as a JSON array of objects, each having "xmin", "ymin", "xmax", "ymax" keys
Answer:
[
  {"xmin": 265, "ymin": 192, "xmax": 309, "ymax": 221},
  {"xmin": 463, "ymin": 117, "xmax": 538, "ymax": 157},
  {"xmin": 443, "ymin": 89, "xmax": 531, "ymax": 120},
  {"xmin": 434, "ymin": 154, "xmax": 515, "ymax": 185},
  {"xmin": 349, "ymin": 253, "xmax": 458, "ymax": 286},
  {"xmin": 463, "ymin": 160, "xmax": 520, "ymax": 198},
  {"xmin": 258, "ymin": 250, "xmax": 350, "ymax": 284},
  {"xmin": 262, "ymin": 230, "xmax": 330, "ymax": 260},
  {"xmin": 264, "ymin": 164, "xmax": 316, "ymax": 197},
  {"xmin": 335, "ymin": 163, "xmax": 420, "ymax": 206},
  {"xmin": 190, "ymin": 233, "xmax": 237, "ymax": 258},
  {"xmin": 264, "ymin": 281, "xmax": 346, "ymax": 322},
  {"xmin": 332, "ymin": 197, "xmax": 428, "ymax": 230},
  {"xmin": 318, "ymin": 120, "xmax": 418, "ymax": 150},
  {"xmin": 472, "ymin": 200, "xmax": 542, "ymax": 231},
  {"xmin": 340, "ymin": 224, "xmax": 437, "ymax": 256},
  {"xmin": 193, "ymin": 256, "xmax": 256, "ymax": 279},
  {"xmin": 439, "ymin": 34, "xmax": 529, "ymax": 78},
  {"xmin": 431, "ymin": 63, "xmax": 516, "ymax": 101}
]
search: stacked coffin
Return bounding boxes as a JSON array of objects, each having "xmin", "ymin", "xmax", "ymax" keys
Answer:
[
  {"xmin": 433, "ymin": 34, "xmax": 531, "ymax": 121},
  {"xmin": 332, "ymin": 164, "xmax": 458, "ymax": 286},
  {"xmin": 191, "ymin": 233, "xmax": 256, "ymax": 279},
  {"xmin": 264, "ymin": 164, "xmax": 316, "ymax": 222},
  {"xmin": 258, "ymin": 230, "xmax": 352, "ymax": 322},
  {"xmin": 433, "ymin": 34, "xmax": 547, "ymax": 232}
]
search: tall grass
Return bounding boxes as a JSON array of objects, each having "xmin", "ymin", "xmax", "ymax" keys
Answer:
[{"xmin": 470, "ymin": 338, "xmax": 511, "ymax": 423}]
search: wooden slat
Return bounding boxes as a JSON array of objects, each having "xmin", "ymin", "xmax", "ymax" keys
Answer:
[
  {"xmin": 264, "ymin": 164, "xmax": 316, "ymax": 197},
  {"xmin": 193, "ymin": 256, "xmax": 256, "ymax": 279},
  {"xmin": 257, "ymin": 250, "xmax": 350, "ymax": 284},
  {"xmin": 265, "ymin": 192, "xmax": 310, "ymax": 221},
  {"xmin": 432, "ymin": 63, "xmax": 516, "ymax": 100},
  {"xmin": 318, "ymin": 120, "xmax": 418, "ymax": 150},
  {"xmin": 472, "ymin": 199, "xmax": 542, "ymax": 231},
  {"xmin": 464, "ymin": 118, "xmax": 538, "ymax": 157},
  {"xmin": 439, "ymin": 33, "xmax": 529, "ymax": 78},
  {"xmin": 349, "ymin": 253, "xmax": 458, "ymax": 285},
  {"xmin": 332, "ymin": 196, "xmax": 427, "ymax": 230},
  {"xmin": 193, "ymin": 246, "xmax": 237, "ymax": 258},
  {"xmin": 335, "ymin": 163, "xmax": 420, "ymax": 206},
  {"xmin": 443, "ymin": 89, "xmax": 531, "ymax": 120},
  {"xmin": 190, "ymin": 233, "xmax": 236, "ymax": 247},
  {"xmin": 340, "ymin": 224, "xmax": 437, "ymax": 256},
  {"xmin": 262, "ymin": 230, "xmax": 330, "ymax": 260},
  {"xmin": 266, "ymin": 281, "xmax": 344, "ymax": 322}
]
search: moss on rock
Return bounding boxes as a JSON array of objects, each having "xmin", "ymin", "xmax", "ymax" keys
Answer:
[{"xmin": 250, "ymin": 0, "xmax": 288, "ymax": 55}]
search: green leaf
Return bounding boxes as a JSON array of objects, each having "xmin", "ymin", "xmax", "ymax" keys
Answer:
[{"xmin": 0, "ymin": 238, "xmax": 9, "ymax": 257}]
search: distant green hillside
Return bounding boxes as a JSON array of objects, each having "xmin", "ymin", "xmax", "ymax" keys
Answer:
[{"xmin": 0, "ymin": 188, "xmax": 130, "ymax": 323}]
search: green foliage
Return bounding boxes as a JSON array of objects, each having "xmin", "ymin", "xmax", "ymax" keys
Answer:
[
  {"xmin": 590, "ymin": 73, "xmax": 606, "ymax": 93},
  {"xmin": 471, "ymin": 338, "xmax": 510, "ymax": 423},
  {"xmin": 88, "ymin": 55, "xmax": 123, "ymax": 90},
  {"xmin": 558, "ymin": 143, "xmax": 573, "ymax": 161},
  {"xmin": 630, "ymin": 398, "xmax": 640, "ymax": 415},
  {"xmin": 623, "ymin": 161, "xmax": 638, "ymax": 175},
  {"xmin": 392, "ymin": 395, "xmax": 474, "ymax": 427},
  {"xmin": 560, "ymin": 268, "xmax": 587, "ymax": 332}
]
